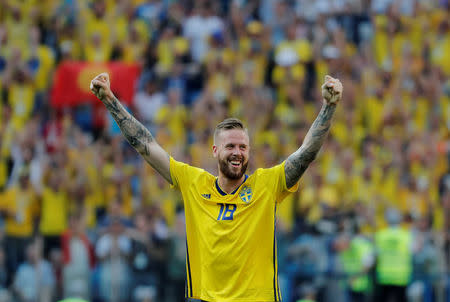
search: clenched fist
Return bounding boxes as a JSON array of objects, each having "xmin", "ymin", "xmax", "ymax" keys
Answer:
[
  {"xmin": 321, "ymin": 75, "xmax": 343, "ymax": 104},
  {"xmin": 90, "ymin": 72, "xmax": 114, "ymax": 102}
]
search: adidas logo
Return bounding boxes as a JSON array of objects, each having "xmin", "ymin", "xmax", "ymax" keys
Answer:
[{"xmin": 201, "ymin": 194, "xmax": 211, "ymax": 199}]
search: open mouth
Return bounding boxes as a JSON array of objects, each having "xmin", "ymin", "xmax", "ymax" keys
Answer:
[{"xmin": 229, "ymin": 160, "xmax": 242, "ymax": 167}]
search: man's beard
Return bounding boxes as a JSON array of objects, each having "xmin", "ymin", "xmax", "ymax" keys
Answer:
[{"xmin": 218, "ymin": 156, "xmax": 248, "ymax": 180}]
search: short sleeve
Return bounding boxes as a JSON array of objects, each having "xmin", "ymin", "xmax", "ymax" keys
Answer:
[
  {"xmin": 279, "ymin": 161, "xmax": 300, "ymax": 193},
  {"xmin": 261, "ymin": 161, "xmax": 299, "ymax": 203},
  {"xmin": 170, "ymin": 157, "xmax": 203, "ymax": 190}
]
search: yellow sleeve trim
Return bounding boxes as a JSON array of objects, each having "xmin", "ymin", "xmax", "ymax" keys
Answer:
[
  {"xmin": 281, "ymin": 160, "xmax": 300, "ymax": 192},
  {"xmin": 169, "ymin": 156, "xmax": 178, "ymax": 189}
]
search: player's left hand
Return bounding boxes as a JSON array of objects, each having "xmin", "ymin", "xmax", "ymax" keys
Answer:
[{"xmin": 321, "ymin": 75, "xmax": 343, "ymax": 104}]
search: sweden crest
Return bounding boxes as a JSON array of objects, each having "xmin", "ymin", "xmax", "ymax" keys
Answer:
[{"xmin": 239, "ymin": 186, "xmax": 253, "ymax": 204}]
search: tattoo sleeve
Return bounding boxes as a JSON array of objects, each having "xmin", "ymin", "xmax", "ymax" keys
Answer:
[
  {"xmin": 102, "ymin": 96, "xmax": 171, "ymax": 181},
  {"xmin": 104, "ymin": 96, "xmax": 153, "ymax": 155},
  {"xmin": 285, "ymin": 103, "xmax": 336, "ymax": 188}
]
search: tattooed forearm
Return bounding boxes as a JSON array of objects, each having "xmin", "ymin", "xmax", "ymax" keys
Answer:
[
  {"xmin": 101, "ymin": 96, "xmax": 172, "ymax": 183},
  {"xmin": 91, "ymin": 74, "xmax": 172, "ymax": 183},
  {"xmin": 285, "ymin": 103, "xmax": 336, "ymax": 188},
  {"xmin": 104, "ymin": 96, "xmax": 153, "ymax": 155}
]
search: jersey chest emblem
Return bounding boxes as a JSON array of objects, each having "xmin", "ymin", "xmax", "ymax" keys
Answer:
[{"xmin": 239, "ymin": 186, "xmax": 253, "ymax": 204}]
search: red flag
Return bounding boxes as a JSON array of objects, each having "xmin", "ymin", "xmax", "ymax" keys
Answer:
[{"xmin": 51, "ymin": 62, "xmax": 141, "ymax": 108}]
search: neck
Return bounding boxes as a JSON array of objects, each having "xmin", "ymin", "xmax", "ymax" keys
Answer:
[{"xmin": 217, "ymin": 173, "xmax": 246, "ymax": 194}]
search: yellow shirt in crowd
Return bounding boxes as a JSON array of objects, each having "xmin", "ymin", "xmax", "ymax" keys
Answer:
[
  {"xmin": 0, "ymin": 185, "xmax": 39, "ymax": 237},
  {"xmin": 39, "ymin": 187, "xmax": 68, "ymax": 236}
]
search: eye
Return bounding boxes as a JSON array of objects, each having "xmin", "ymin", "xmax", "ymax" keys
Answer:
[{"xmin": 240, "ymin": 145, "xmax": 247, "ymax": 150}]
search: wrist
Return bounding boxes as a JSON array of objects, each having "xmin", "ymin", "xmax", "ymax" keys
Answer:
[
  {"xmin": 101, "ymin": 91, "xmax": 115, "ymax": 103},
  {"xmin": 323, "ymin": 99, "xmax": 338, "ymax": 106}
]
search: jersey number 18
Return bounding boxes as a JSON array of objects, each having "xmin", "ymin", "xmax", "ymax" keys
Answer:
[{"xmin": 217, "ymin": 204, "xmax": 237, "ymax": 221}]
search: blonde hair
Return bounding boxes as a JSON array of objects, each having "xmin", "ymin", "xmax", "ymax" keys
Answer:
[{"xmin": 213, "ymin": 118, "xmax": 248, "ymax": 144}]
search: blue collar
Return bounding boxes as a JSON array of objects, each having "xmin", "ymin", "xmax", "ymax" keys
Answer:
[{"xmin": 215, "ymin": 175, "xmax": 248, "ymax": 196}]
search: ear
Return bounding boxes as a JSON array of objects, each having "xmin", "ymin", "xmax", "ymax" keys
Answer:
[{"xmin": 212, "ymin": 145, "xmax": 218, "ymax": 158}]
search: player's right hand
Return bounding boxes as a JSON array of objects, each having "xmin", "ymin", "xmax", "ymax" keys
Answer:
[
  {"xmin": 90, "ymin": 72, "xmax": 113, "ymax": 102},
  {"xmin": 321, "ymin": 75, "xmax": 343, "ymax": 104}
]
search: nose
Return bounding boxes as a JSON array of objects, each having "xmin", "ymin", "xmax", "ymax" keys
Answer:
[{"xmin": 232, "ymin": 146, "xmax": 241, "ymax": 155}]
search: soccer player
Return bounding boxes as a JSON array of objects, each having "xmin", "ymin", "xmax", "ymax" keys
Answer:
[{"xmin": 90, "ymin": 73, "xmax": 342, "ymax": 302}]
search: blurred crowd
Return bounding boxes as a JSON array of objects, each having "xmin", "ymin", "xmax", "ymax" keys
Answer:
[{"xmin": 0, "ymin": 0, "xmax": 449, "ymax": 301}]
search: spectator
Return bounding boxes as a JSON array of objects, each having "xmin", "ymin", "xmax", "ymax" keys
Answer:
[
  {"xmin": 39, "ymin": 168, "xmax": 70, "ymax": 259},
  {"xmin": 97, "ymin": 198, "xmax": 133, "ymax": 232},
  {"xmin": 408, "ymin": 216, "xmax": 441, "ymax": 302},
  {"xmin": 155, "ymin": 26, "xmax": 189, "ymax": 76},
  {"xmin": 336, "ymin": 232, "xmax": 374, "ymax": 302},
  {"xmin": 57, "ymin": 22, "xmax": 83, "ymax": 61},
  {"xmin": 49, "ymin": 247, "xmax": 64, "ymax": 300},
  {"xmin": 7, "ymin": 142, "xmax": 41, "ymax": 189},
  {"xmin": 120, "ymin": 21, "xmax": 148, "ymax": 64},
  {"xmin": 128, "ymin": 211, "xmax": 162, "ymax": 302},
  {"xmin": 95, "ymin": 217, "xmax": 132, "ymax": 302},
  {"xmin": 183, "ymin": 1, "xmax": 224, "ymax": 62},
  {"xmin": 27, "ymin": 26, "xmax": 55, "ymax": 112},
  {"xmin": 145, "ymin": 205, "xmax": 169, "ymax": 300},
  {"xmin": 287, "ymin": 231, "xmax": 328, "ymax": 301},
  {"xmin": 82, "ymin": 0, "xmax": 113, "ymax": 62},
  {"xmin": 2, "ymin": 48, "xmax": 35, "ymax": 132},
  {"xmin": 133, "ymin": 74, "xmax": 166, "ymax": 132},
  {"xmin": 0, "ymin": 247, "xmax": 8, "ymax": 291},
  {"xmin": 268, "ymin": 1, "xmax": 295, "ymax": 45},
  {"xmin": 13, "ymin": 239, "xmax": 56, "ymax": 302},
  {"xmin": 0, "ymin": 169, "xmax": 38, "ymax": 282},
  {"xmin": 61, "ymin": 211, "xmax": 95, "ymax": 300},
  {"xmin": 296, "ymin": 283, "xmax": 317, "ymax": 302},
  {"xmin": 167, "ymin": 212, "xmax": 186, "ymax": 302},
  {"xmin": 135, "ymin": 0, "xmax": 165, "ymax": 28},
  {"xmin": 165, "ymin": 62, "xmax": 189, "ymax": 105},
  {"xmin": 374, "ymin": 208, "xmax": 412, "ymax": 302},
  {"xmin": 439, "ymin": 159, "xmax": 450, "ymax": 256},
  {"xmin": 154, "ymin": 86, "xmax": 188, "ymax": 150}
]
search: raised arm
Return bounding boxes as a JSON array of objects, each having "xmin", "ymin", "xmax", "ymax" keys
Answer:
[
  {"xmin": 284, "ymin": 75, "xmax": 343, "ymax": 188},
  {"xmin": 90, "ymin": 73, "xmax": 172, "ymax": 184}
]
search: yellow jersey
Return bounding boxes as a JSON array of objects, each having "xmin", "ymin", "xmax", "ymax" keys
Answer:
[
  {"xmin": 170, "ymin": 157, "xmax": 298, "ymax": 302},
  {"xmin": 0, "ymin": 186, "xmax": 39, "ymax": 237},
  {"xmin": 39, "ymin": 187, "xmax": 68, "ymax": 236}
]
